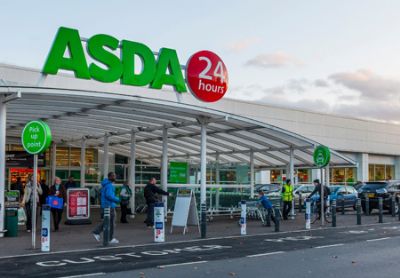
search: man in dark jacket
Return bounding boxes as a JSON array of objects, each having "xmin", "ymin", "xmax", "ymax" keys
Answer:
[
  {"xmin": 144, "ymin": 177, "xmax": 169, "ymax": 227},
  {"xmin": 308, "ymin": 179, "xmax": 331, "ymax": 220}
]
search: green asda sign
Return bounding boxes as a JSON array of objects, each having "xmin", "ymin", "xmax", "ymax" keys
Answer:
[
  {"xmin": 42, "ymin": 27, "xmax": 186, "ymax": 92},
  {"xmin": 313, "ymin": 145, "xmax": 330, "ymax": 168},
  {"xmin": 21, "ymin": 121, "xmax": 52, "ymax": 154},
  {"xmin": 168, "ymin": 161, "xmax": 188, "ymax": 184}
]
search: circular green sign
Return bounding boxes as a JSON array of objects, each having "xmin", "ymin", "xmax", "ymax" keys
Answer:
[
  {"xmin": 21, "ymin": 121, "xmax": 52, "ymax": 154},
  {"xmin": 313, "ymin": 145, "xmax": 331, "ymax": 168}
]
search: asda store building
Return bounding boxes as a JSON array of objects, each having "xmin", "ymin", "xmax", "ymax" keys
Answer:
[{"xmin": 0, "ymin": 27, "xmax": 361, "ymax": 235}]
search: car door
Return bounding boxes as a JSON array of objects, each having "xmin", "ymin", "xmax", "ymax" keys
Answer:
[{"xmin": 336, "ymin": 187, "xmax": 347, "ymax": 206}]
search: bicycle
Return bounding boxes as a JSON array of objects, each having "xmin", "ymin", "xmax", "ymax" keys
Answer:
[{"xmin": 310, "ymin": 198, "xmax": 331, "ymax": 224}]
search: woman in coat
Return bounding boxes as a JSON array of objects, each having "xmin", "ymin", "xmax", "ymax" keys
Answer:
[{"xmin": 49, "ymin": 177, "xmax": 67, "ymax": 231}]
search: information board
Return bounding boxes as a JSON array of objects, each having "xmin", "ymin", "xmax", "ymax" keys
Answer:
[
  {"xmin": 170, "ymin": 189, "xmax": 199, "ymax": 234},
  {"xmin": 66, "ymin": 188, "xmax": 91, "ymax": 224},
  {"xmin": 168, "ymin": 161, "xmax": 188, "ymax": 184}
]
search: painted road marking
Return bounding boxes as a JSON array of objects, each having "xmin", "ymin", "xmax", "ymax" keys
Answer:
[
  {"xmin": 341, "ymin": 230, "xmax": 368, "ymax": 234},
  {"xmin": 36, "ymin": 245, "xmax": 231, "ymax": 267},
  {"xmin": 57, "ymin": 273, "xmax": 105, "ymax": 278},
  {"xmin": 265, "ymin": 236, "xmax": 324, "ymax": 243},
  {"xmin": 2, "ymin": 222, "xmax": 398, "ymax": 260},
  {"xmin": 314, "ymin": 244, "xmax": 344, "ymax": 249},
  {"xmin": 366, "ymin": 237, "xmax": 391, "ymax": 242},
  {"xmin": 247, "ymin": 251, "xmax": 285, "ymax": 258},
  {"xmin": 158, "ymin": 261, "xmax": 208, "ymax": 268}
]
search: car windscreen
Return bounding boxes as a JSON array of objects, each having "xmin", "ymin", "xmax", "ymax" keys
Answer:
[
  {"xmin": 255, "ymin": 184, "xmax": 280, "ymax": 192},
  {"xmin": 360, "ymin": 183, "xmax": 387, "ymax": 191}
]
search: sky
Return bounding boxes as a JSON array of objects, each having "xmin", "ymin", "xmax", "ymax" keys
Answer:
[{"xmin": 1, "ymin": 1, "xmax": 400, "ymax": 123}]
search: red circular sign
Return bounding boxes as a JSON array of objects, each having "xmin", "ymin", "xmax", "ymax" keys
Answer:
[{"xmin": 186, "ymin": 50, "xmax": 229, "ymax": 102}]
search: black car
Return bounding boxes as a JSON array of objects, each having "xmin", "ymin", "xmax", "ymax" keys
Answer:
[{"xmin": 358, "ymin": 181, "xmax": 400, "ymax": 214}]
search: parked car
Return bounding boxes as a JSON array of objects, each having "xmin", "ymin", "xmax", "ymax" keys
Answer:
[
  {"xmin": 308, "ymin": 185, "xmax": 358, "ymax": 210},
  {"xmin": 358, "ymin": 181, "xmax": 400, "ymax": 214},
  {"xmin": 254, "ymin": 183, "xmax": 281, "ymax": 198},
  {"xmin": 293, "ymin": 184, "xmax": 315, "ymax": 207},
  {"xmin": 330, "ymin": 185, "xmax": 358, "ymax": 210}
]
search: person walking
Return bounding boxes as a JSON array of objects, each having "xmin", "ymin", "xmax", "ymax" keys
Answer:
[
  {"xmin": 258, "ymin": 190, "xmax": 276, "ymax": 224},
  {"xmin": 93, "ymin": 172, "xmax": 120, "ymax": 244},
  {"xmin": 40, "ymin": 179, "xmax": 50, "ymax": 216},
  {"xmin": 64, "ymin": 176, "xmax": 77, "ymax": 190},
  {"xmin": 21, "ymin": 175, "xmax": 43, "ymax": 232},
  {"xmin": 281, "ymin": 179, "xmax": 293, "ymax": 220},
  {"xmin": 49, "ymin": 177, "xmax": 66, "ymax": 231},
  {"xmin": 119, "ymin": 181, "xmax": 132, "ymax": 223},
  {"xmin": 143, "ymin": 177, "xmax": 169, "ymax": 227}
]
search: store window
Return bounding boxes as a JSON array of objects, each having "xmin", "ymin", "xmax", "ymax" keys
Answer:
[
  {"xmin": 330, "ymin": 167, "xmax": 356, "ymax": 185},
  {"xmin": 369, "ymin": 164, "xmax": 395, "ymax": 181},
  {"xmin": 296, "ymin": 169, "xmax": 310, "ymax": 183}
]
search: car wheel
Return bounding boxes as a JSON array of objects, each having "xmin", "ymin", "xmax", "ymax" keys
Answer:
[{"xmin": 388, "ymin": 202, "xmax": 399, "ymax": 214}]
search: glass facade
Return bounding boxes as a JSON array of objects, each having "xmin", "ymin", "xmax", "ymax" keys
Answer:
[
  {"xmin": 330, "ymin": 167, "xmax": 356, "ymax": 184},
  {"xmin": 369, "ymin": 164, "xmax": 394, "ymax": 181}
]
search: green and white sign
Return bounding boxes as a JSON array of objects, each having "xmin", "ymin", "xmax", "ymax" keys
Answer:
[
  {"xmin": 169, "ymin": 162, "xmax": 188, "ymax": 184},
  {"xmin": 43, "ymin": 27, "xmax": 187, "ymax": 93},
  {"xmin": 313, "ymin": 145, "xmax": 331, "ymax": 168},
  {"xmin": 21, "ymin": 121, "xmax": 52, "ymax": 154}
]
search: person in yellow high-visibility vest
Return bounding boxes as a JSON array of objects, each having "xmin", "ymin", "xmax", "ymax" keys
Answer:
[{"xmin": 281, "ymin": 179, "xmax": 293, "ymax": 220}]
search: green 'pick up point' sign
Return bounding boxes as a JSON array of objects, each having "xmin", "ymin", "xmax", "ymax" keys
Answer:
[{"xmin": 21, "ymin": 121, "xmax": 52, "ymax": 154}]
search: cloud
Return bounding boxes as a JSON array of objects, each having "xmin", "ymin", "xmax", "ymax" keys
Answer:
[
  {"xmin": 227, "ymin": 37, "xmax": 261, "ymax": 52},
  {"xmin": 329, "ymin": 69, "xmax": 400, "ymax": 100},
  {"xmin": 229, "ymin": 74, "xmax": 400, "ymax": 123},
  {"xmin": 245, "ymin": 51, "xmax": 303, "ymax": 68}
]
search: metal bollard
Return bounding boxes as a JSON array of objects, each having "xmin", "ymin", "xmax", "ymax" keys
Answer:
[
  {"xmin": 305, "ymin": 199, "xmax": 311, "ymax": 230},
  {"xmin": 341, "ymin": 199, "xmax": 345, "ymax": 215},
  {"xmin": 274, "ymin": 207, "xmax": 280, "ymax": 232},
  {"xmin": 378, "ymin": 197, "xmax": 383, "ymax": 223},
  {"xmin": 331, "ymin": 200, "xmax": 336, "ymax": 227},
  {"xmin": 240, "ymin": 201, "xmax": 246, "ymax": 235},
  {"xmin": 103, "ymin": 207, "xmax": 111, "ymax": 247},
  {"xmin": 365, "ymin": 195, "xmax": 370, "ymax": 216},
  {"xmin": 391, "ymin": 195, "xmax": 396, "ymax": 217},
  {"xmin": 201, "ymin": 203, "xmax": 207, "ymax": 238},
  {"xmin": 356, "ymin": 198, "xmax": 361, "ymax": 225}
]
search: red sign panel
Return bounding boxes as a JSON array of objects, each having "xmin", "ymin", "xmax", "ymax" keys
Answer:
[
  {"xmin": 186, "ymin": 50, "xmax": 228, "ymax": 102},
  {"xmin": 67, "ymin": 188, "xmax": 90, "ymax": 220}
]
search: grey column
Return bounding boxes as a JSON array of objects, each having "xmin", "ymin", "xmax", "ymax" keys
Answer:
[
  {"xmin": 80, "ymin": 139, "xmax": 86, "ymax": 188},
  {"xmin": 289, "ymin": 147, "xmax": 295, "ymax": 219},
  {"xmin": 103, "ymin": 135, "xmax": 109, "ymax": 179},
  {"xmin": 161, "ymin": 127, "xmax": 168, "ymax": 214},
  {"xmin": 51, "ymin": 142, "xmax": 57, "ymax": 184},
  {"xmin": 250, "ymin": 150, "xmax": 255, "ymax": 198},
  {"xmin": 129, "ymin": 131, "xmax": 136, "ymax": 218},
  {"xmin": 200, "ymin": 122, "xmax": 207, "ymax": 238},
  {"xmin": 216, "ymin": 153, "xmax": 220, "ymax": 209},
  {"xmin": 0, "ymin": 96, "xmax": 6, "ymax": 236}
]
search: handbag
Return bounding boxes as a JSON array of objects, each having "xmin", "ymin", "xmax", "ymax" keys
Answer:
[
  {"xmin": 46, "ymin": 196, "xmax": 64, "ymax": 209},
  {"xmin": 18, "ymin": 208, "xmax": 26, "ymax": 224}
]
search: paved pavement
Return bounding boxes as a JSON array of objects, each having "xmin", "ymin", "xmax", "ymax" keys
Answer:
[
  {"xmin": 0, "ymin": 208, "xmax": 398, "ymax": 257},
  {"xmin": 1, "ymin": 220, "xmax": 400, "ymax": 277}
]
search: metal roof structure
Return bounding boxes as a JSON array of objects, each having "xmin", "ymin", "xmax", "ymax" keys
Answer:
[{"xmin": 1, "ymin": 86, "xmax": 356, "ymax": 168}]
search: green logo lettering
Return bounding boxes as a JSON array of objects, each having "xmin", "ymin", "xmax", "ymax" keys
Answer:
[{"xmin": 43, "ymin": 27, "xmax": 90, "ymax": 79}]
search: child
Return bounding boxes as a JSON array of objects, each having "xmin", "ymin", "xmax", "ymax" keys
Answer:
[{"xmin": 258, "ymin": 190, "xmax": 276, "ymax": 224}]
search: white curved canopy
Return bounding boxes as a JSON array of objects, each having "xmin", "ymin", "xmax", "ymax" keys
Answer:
[{"xmin": 1, "ymin": 86, "xmax": 356, "ymax": 168}]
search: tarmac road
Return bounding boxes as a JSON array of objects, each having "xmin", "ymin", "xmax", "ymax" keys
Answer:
[{"xmin": 1, "ymin": 222, "xmax": 400, "ymax": 277}]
